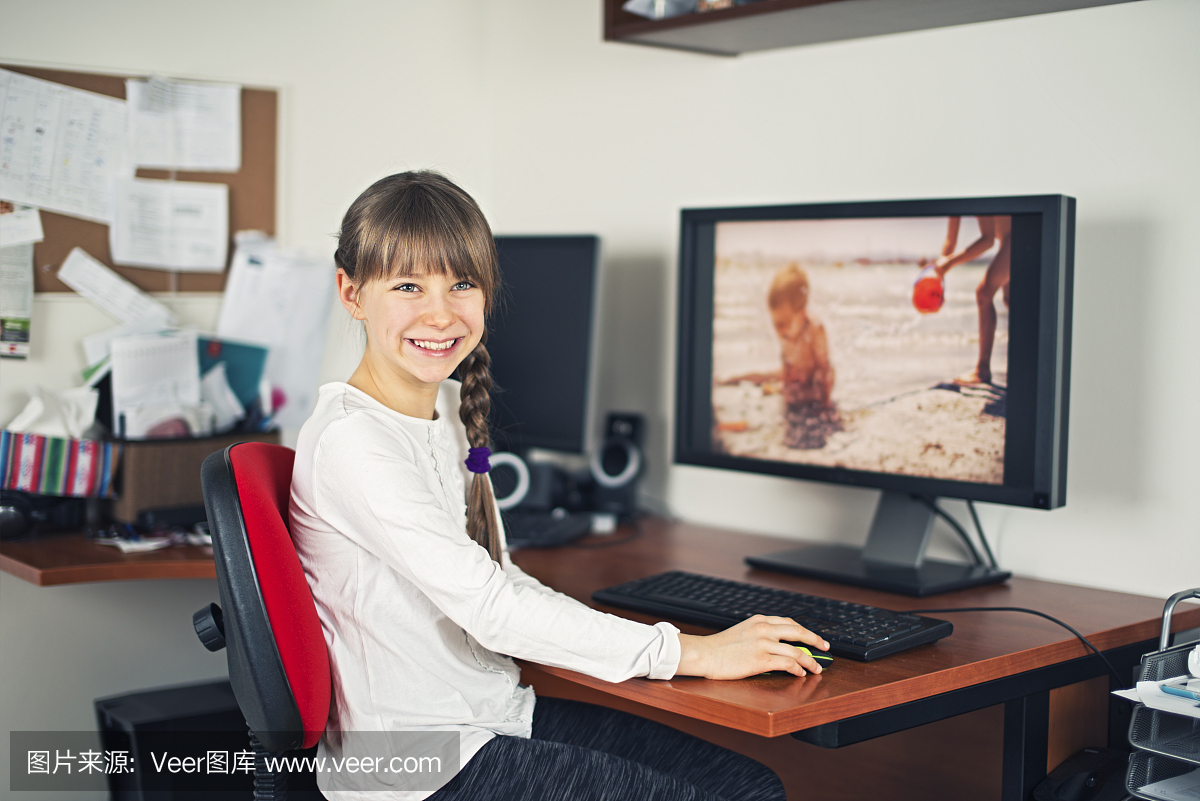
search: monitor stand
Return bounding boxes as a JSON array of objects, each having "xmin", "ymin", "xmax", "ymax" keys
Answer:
[{"xmin": 744, "ymin": 491, "xmax": 1011, "ymax": 597}]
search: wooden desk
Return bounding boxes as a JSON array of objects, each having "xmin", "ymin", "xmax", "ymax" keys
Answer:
[
  {"xmin": 511, "ymin": 518, "xmax": 1196, "ymax": 801},
  {"xmin": 0, "ymin": 532, "xmax": 216, "ymax": 586}
]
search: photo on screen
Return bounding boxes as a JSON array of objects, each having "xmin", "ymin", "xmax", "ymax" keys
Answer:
[{"xmin": 710, "ymin": 215, "xmax": 1012, "ymax": 485}]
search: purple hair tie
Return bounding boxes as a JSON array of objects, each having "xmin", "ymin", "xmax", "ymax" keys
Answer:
[{"xmin": 465, "ymin": 447, "xmax": 492, "ymax": 474}]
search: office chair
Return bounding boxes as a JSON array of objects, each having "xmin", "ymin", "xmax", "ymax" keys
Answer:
[{"xmin": 192, "ymin": 442, "xmax": 330, "ymax": 800}]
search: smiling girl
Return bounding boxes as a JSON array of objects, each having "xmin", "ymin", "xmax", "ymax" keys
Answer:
[{"xmin": 289, "ymin": 171, "xmax": 827, "ymax": 800}]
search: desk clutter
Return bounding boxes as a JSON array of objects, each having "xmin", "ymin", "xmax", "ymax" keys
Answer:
[
  {"xmin": 0, "ymin": 258, "xmax": 291, "ymax": 538},
  {"xmin": 0, "ymin": 427, "xmax": 280, "ymax": 542},
  {"xmin": 1, "ymin": 65, "xmax": 332, "ymax": 541},
  {"xmin": 1116, "ymin": 589, "xmax": 1200, "ymax": 801}
]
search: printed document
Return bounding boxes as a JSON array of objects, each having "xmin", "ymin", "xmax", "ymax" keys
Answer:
[
  {"xmin": 217, "ymin": 233, "xmax": 333, "ymax": 429},
  {"xmin": 0, "ymin": 243, "xmax": 34, "ymax": 358},
  {"xmin": 82, "ymin": 320, "xmax": 169, "ymax": 366},
  {"xmin": 126, "ymin": 77, "xmax": 241, "ymax": 172},
  {"xmin": 58, "ymin": 247, "xmax": 177, "ymax": 327},
  {"xmin": 109, "ymin": 329, "xmax": 201, "ymax": 437},
  {"xmin": 110, "ymin": 178, "xmax": 229, "ymax": 271},
  {"xmin": 0, "ymin": 68, "xmax": 132, "ymax": 224},
  {"xmin": 0, "ymin": 203, "xmax": 44, "ymax": 247}
]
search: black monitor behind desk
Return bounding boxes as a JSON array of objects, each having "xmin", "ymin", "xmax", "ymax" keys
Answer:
[{"xmin": 510, "ymin": 518, "xmax": 1195, "ymax": 801}]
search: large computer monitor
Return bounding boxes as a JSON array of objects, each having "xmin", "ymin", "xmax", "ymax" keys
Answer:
[
  {"xmin": 675, "ymin": 195, "xmax": 1074, "ymax": 596},
  {"xmin": 486, "ymin": 235, "xmax": 600, "ymax": 455}
]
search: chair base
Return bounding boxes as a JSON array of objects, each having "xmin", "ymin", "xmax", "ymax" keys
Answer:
[{"xmin": 251, "ymin": 729, "xmax": 291, "ymax": 801}]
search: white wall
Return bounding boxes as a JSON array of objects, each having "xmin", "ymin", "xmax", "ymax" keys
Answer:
[
  {"xmin": 0, "ymin": 1, "xmax": 1196, "ymax": 794},
  {"xmin": 480, "ymin": 0, "xmax": 1200, "ymax": 599}
]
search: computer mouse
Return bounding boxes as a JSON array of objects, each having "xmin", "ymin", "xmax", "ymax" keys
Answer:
[
  {"xmin": 1054, "ymin": 771, "xmax": 1095, "ymax": 801},
  {"xmin": 790, "ymin": 644, "xmax": 833, "ymax": 667}
]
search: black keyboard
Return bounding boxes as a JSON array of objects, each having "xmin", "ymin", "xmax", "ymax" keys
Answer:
[
  {"xmin": 592, "ymin": 570, "xmax": 953, "ymax": 661},
  {"xmin": 504, "ymin": 511, "xmax": 593, "ymax": 549}
]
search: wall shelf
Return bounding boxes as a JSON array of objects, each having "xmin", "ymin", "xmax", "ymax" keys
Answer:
[{"xmin": 604, "ymin": 0, "xmax": 1138, "ymax": 56}]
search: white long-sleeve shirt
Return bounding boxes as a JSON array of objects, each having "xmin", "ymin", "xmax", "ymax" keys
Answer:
[{"xmin": 289, "ymin": 381, "xmax": 680, "ymax": 798}]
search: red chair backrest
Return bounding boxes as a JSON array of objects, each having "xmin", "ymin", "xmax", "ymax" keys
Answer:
[{"xmin": 229, "ymin": 442, "xmax": 330, "ymax": 749}]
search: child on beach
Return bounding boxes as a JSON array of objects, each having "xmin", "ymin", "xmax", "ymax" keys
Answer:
[
  {"xmin": 288, "ymin": 171, "xmax": 828, "ymax": 800},
  {"xmin": 767, "ymin": 263, "xmax": 840, "ymax": 449}
]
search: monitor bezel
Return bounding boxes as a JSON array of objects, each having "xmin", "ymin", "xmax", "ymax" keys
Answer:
[{"xmin": 674, "ymin": 194, "xmax": 1074, "ymax": 510}]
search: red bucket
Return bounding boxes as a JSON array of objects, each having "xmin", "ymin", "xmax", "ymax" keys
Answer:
[{"xmin": 912, "ymin": 265, "xmax": 944, "ymax": 314}]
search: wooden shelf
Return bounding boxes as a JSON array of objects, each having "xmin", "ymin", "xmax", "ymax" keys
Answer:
[
  {"xmin": 0, "ymin": 532, "xmax": 215, "ymax": 586},
  {"xmin": 604, "ymin": 0, "xmax": 1136, "ymax": 56}
]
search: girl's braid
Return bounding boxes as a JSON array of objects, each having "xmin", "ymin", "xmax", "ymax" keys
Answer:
[{"xmin": 458, "ymin": 333, "xmax": 502, "ymax": 562}]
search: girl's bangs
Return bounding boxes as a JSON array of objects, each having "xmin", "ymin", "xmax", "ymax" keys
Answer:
[
  {"xmin": 383, "ymin": 223, "xmax": 472, "ymax": 280},
  {"xmin": 378, "ymin": 211, "xmax": 492, "ymax": 287},
  {"xmin": 342, "ymin": 172, "xmax": 498, "ymax": 311}
]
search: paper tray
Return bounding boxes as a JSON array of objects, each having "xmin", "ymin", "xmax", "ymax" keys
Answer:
[
  {"xmin": 1139, "ymin": 642, "xmax": 1197, "ymax": 685},
  {"xmin": 1130, "ymin": 704, "xmax": 1200, "ymax": 764},
  {"xmin": 1126, "ymin": 751, "xmax": 1200, "ymax": 800}
]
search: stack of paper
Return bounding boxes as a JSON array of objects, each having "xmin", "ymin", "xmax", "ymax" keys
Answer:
[
  {"xmin": 110, "ymin": 330, "xmax": 201, "ymax": 437},
  {"xmin": 1114, "ymin": 679, "xmax": 1200, "ymax": 719}
]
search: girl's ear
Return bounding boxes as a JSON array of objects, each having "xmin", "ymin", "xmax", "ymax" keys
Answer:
[{"xmin": 337, "ymin": 269, "xmax": 367, "ymax": 321}]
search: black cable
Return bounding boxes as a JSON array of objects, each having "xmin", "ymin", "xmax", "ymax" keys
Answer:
[
  {"xmin": 916, "ymin": 496, "xmax": 984, "ymax": 567},
  {"xmin": 966, "ymin": 500, "xmax": 998, "ymax": 570},
  {"xmin": 907, "ymin": 605, "xmax": 1128, "ymax": 689}
]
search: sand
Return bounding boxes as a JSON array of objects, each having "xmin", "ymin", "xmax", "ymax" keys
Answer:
[{"xmin": 711, "ymin": 258, "xmax": 1008, "ymax": 484}]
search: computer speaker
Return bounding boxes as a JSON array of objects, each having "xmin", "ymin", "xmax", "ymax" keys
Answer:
[
  {"xmin": 489, "ymin": 452, "xmax": 570, "ymax": 512},
  {"xmin": 589, "ymin": 413, "xmax": 644, "ymax": 520},
  {"xmin": 489, "ymin": 452, "xmax": 531, "ymax": 511}
]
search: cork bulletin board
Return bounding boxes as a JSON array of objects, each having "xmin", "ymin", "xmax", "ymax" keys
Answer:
[{"xmin": 1, "ymin": 64, "xmax": 277, "ymax": 293}]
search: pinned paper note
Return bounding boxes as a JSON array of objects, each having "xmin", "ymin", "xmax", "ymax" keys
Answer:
[
  {"xmin": 126, "ymin": 77, "xmax": 241, "ymax": 172},
  {"xmin": 110, "ymin": 178, "xmax": 229, "ymax": 271},
  {"xmin": 0, "ymin": 68, "xmax": 132, "ymax": 224},
  {"xmin": 0, "ymin": 203, "xmax": 44, "ymax": 247},
  {"xmin": 0, "ymin": 242, "xmax": 34, "ymax": 358},
  {"xmin": 57, "ymin": 247, "xmax": 177, "ymax": 327}
]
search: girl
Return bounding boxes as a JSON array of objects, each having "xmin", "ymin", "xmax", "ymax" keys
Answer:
[{"xmin": 289, "ymin": 171, "xmax": 829, "ymax": 800}]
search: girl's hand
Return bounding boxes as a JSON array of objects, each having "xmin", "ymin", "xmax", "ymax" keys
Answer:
[{"xmin": 675, "ymin": 616, "xmax": 829, "ymax": 680}]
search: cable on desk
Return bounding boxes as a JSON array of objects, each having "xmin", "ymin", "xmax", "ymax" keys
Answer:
[
  {"xmin": 907, "ymin": 605, "xmax": 1128, "ymax": 689},
  {"xmin": 917, "ymin": 496, "xmax": 984, "ymax": 567},
  {"xmin": 966, "ymin": 500, "xmax": 999, "ymax": 570}
]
